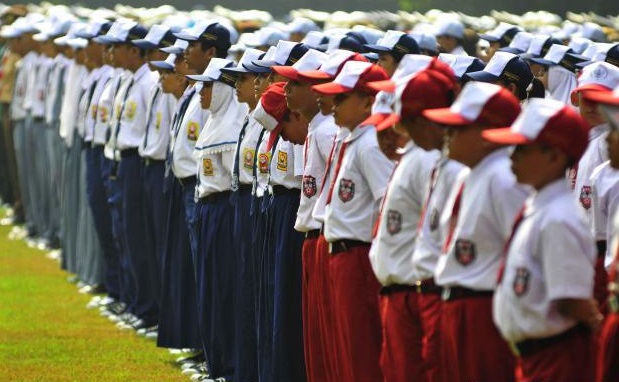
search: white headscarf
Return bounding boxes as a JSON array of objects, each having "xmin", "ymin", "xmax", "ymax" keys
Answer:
[
  {"xmin": 194, "ymin": 81, "xmax": 248, "ymax": 156},
  {"xmin": 547, "ymin": 65, "xmax": 577, "ymax": 105}
]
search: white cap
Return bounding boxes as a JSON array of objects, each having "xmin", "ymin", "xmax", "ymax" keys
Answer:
[
  {"xmin": 286, "ymin": 17, "xmax": 318, "ymax": 35},
  {"xmin": 290, "ymin": 49, "xmax": 328, "ymax": 71},
  {"xmin": 574, "ymin": 61, "xmax": 619, "ymax": 92},
  {"xmin": 504, "ymin": 32, "xmax": 533, "ymax": 53},
  {"xmin": 302, "ymin": 31, "xmax": 328, "ymax": 49},
  {"xmin": 410, "ymin": 32, "xmax": 438, "ymax": 53},
  {"xmin": 435, "ymin": 18, "xmax": 464, "ymax": 39},
  {"xmin": 581, "ymin": 22, "xmax": 606, "ymax": 43},
  {"xmin": 161, "ymin": 38, "xmax": 189, "ymax": 54},
  {"xmin": 245, "ymin": 26, "xmax": 289, "ymax": 47}
]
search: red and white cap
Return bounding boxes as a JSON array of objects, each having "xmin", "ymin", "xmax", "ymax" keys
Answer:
[
  {"xmin": 573, "ymin": 61, "xmax": 619, "ymax": 97},
  {"xmin": 361, "ymin": 91, "xmax": 395, "ymax": 130},
  {"xmin": 583, "ymin": 86, "xmax": 619, "ymax": 105},
  {"xmin": 311, "ymin": 61, "xmax": 388, "ymax": 95},
  {"xmin": 367, "ymin": 54, "xmax": 434, "ymax": 93},
  {"xmin": 482, "ymin": 98, "xmax": 589, "ymax": 161},
  {"xmin": 297, "ymin": 49, "xmax": 367, "ymax": 81},
  {"xmin": 423, "ymin": 81, "xmax": 521, "ymax": 127},
  {"xmin": 271, "ymin": 49, "xmax": 328, "ymax": 81},
  {"xmin": 254, "ymin": 82, "xmax": 288, "ymax": 132}
]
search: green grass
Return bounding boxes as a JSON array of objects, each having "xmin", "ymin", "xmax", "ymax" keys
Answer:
[{"xmin": 0, "ymin": 223, "xmax": 188, "ymax": 382}]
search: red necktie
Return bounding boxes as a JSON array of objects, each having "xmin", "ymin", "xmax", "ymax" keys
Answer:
[
  {"xmin": 497, "ymin": 204, "xmax": 527, "ymax": 283},
  {"xmin": 442, "ymin": 182, "xmax": 465, "ymax": 253},
  {"xmin": 325, "ymin": 141, "xmax": 348, "ymax": 205}
]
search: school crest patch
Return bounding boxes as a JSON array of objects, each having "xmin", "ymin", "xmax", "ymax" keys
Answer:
[
  {"xmin": 277, "ymin": 150, "xmax": 288, "ymax": 172},
  {"xmin": 302, "ymin": 175, "xmax": 317, "ymax": 198},
  {"xmin": 338, "ymin": 178, "xmax": 355, "ymax": 203},
  {"xmin": 243, "ymin": 148, "xmax": 255, "ymax": 170},
  {"xmin": 125, "ymin": 101, "xmax": 137, "ymax": 121},
  {"xmin": 99, "ymin": 107, "xmax": 109, "ymax": 123},
  {"xmin": 580, "ymin": 186, "xmax": 592, "ymax": 210},
  {"xmin": 455, "ymin": 239, "xmax": 476, "ymax": 266},
  {"xmin": 258, "ymin": 152, "xmax": 271, "ymax": 174},
  {"xmin": 155, "ymin": 112, "xmax": 162, "ymax": 131},
  {"xmin": 202, "ymin": 158, "xmax": 214, "ymax": 176},
  {"xmin": 513, "ymin": 267, "xmax": 530, "ymax": 297},
  {"xmin": 187, "ymin": 121, "xmax": 199, "ymax": 141},
  {"xmin": 429, "ymin": 208, "xmax": 440, "ymax": 231},
  {"xmin": 386, "ymin": 210, "xmax": 402, "ymax": 235}
]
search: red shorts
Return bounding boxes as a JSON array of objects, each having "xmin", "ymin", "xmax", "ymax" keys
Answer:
[{"xmin": 597, "ymin": 312, "xmax": 619, "ymax": 382}]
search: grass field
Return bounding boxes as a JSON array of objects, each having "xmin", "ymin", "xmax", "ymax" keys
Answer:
[{"xmin": 0, "ymin": 223, "xmax": 188, "ymax": 382}]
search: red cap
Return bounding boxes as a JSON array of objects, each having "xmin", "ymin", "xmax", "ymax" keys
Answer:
[
  {"xmin": 483, "ymin": 98, "xmax": 589, "ymax": 161},
  {"xmin": 311, "ymin": 61, "xmax": 388, "ymax": 95},
  {"xmin": 298, "ymin": 50, "xmax": 367, "ymax": 81},
  {"xmin": 271, "ymin": 49, "xmax": 328, "ymax": 82},
  {"xmin": 254, "ymin": 82, "xmax": 289, "ymax": 151},
  {"xmin": 423, "ymin": 82, "xmax": 521, "ymax": 127}
]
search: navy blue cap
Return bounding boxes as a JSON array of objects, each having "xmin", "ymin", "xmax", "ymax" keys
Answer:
[
  {"xmin": 132, "ymin": 29, "xmax": 177, "ymax": 50},
  {"xmin": 251, "ymin": 42, "xmax": 309, "ymax": 71},
  {"xmin": 465, "ymin": 54, "xmax": 533, "ymax": 91},
  {"xmin": 174, "ymin": 21, "xmax": 231, "ymax": 52},
  {"xmin": 365, "ymin": 32, "xmax": 420, "ymax": 59},
  {"xmin": 480, "ymin": 26, "xmax": 521, "ymax": 47},
  {"xmin": 606, "ymin": 44, "xmax": 619, "ymax": 68},
  {"xmin": 241, "ymin": 51, "xmax": 269, "ymax": 73}
]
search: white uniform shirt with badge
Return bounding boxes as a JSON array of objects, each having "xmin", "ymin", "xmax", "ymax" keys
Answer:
[
  {"xmin": 591, "ymin": 161, "xmax": 619, "ymax": 267},
  {"xmin": 60, "ymin": 61, "xmax": 89, "ymax": 147},
  {"xmin": 170, "ymin": 84, "xmax": 209, "ymax": 179},
  {"xmin": 76, "ymin": 68, "xmax": 98, "ymax": 139},
  {"xmin": 435, "ymin": 148, "xmax": 529, "ymax": 290},
  {"xmin": 30, "ymin": 55, "xmax": 53, "ymax": 118},
  {"xmin": 369, "ymin": 142, "xmax": 440, "ymax": 286},
  {"xmin": 84, "ymin": 65, "xmax": 114, "ymax": 143},
  {"xmin": 45, "ymin": 54, "xmax": 70, "ymax": 125},
  {"xmin": 235, "ymin": 110, "xmax": 263, "ymax": 187},
  {"xmin": 11, "ymin": 51, "xmax": 37, "ymax": 120},
  {"xmin": 139, "ymin": 87, "xmax": 175, "ymax": 160},
  {"xmin": 115, "ymin": 64, "xmax": 159, "ymax": 150},
  {"xmin": 23, "ymin": 52, "xmax": 41, "ymax": 113},
  {"xmin": 104, "ymin": 71, "xmax": 133, "ymax": 159},
  {"xmin": 295, "ymin": 112, "xmax": 338, "ymax": 232},
  {"xmin": 268, "ymin": 139, "xmax": 303, "ymax": 190},
  {"xmin": 254, "ymin": 129, "xmax": 270, "ymax": 198},
  {"xmin": 573, "ymin": 123, "xmax": 609, "ymax": 222},
  {"xmin": 93, "ymin": 68, "xmax": 123, "ymax": 146},
  {"xmin": 324, "ymin": 124, "xmax": 395, "ymax": 243},
  {"xmin": 412, "ymin": 159, "xmax": 469, "ymax": 281},
  {"xmin": 312, "ymin": 127, "xmax": 349, "ymax": 224},
  {"xmin": 493, "ymin": 179, "xmax": 596, "ymax": 343},
  {"xmin": 450, "ymin": 45, "xmax": 469, "ymax": 56}
]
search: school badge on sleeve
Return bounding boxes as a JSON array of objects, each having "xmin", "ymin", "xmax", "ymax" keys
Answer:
[
  {"xmin": 243, "ymin": 148, "xmax": 255, "ymax": 170},
  {"xmin": 513, "ymin": 267, "xmax": 530, "ymax": 297},
  {"xmin": 579, "ymin": 186, "xmax": 592, "ymax": 210},
  {"xmin": 258, "ymin": 152, "xmax": 271, "ymax": 174},
  {"xmin": 277, "ymin": 150, "xmax": 288, "ymax": 172},
  {"xmin": 386, "ymin": 210, "xmax": 402, "ymax": 235},
  {"xmin": 302, "ymin": 175, "xmax": 316, "ymax": 198},
  {"xmin": 454, "ymin": 239, "xmax": 476, "ymax": 266},
  {"xmin": 338, "ymin": 179, "xmax": 355, "ymax": 203},
  {"xmin": 187, "ymin": 121, "xmax": 199, "ymax": 141},
  {"xmin": 202, "ymin": 158, "xmax": 214, "ymax": 176},
  {"xmin": 125, "ymin": 101, "xmax": 137, "ymax": 121},
  {"xmin": 155, "ymin": 112, "xmax": 162, "ymax": 131},
  {"xmin": 99, "ymin": 107, "xmax": 109, "ymax": 123},
  {"xmin": 429, "ymin": 208, "xmax": 440, "ymax": 231}
]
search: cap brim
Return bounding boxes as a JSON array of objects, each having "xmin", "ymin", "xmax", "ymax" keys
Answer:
[
  {"xmin": 311, "ymin": 82, "xmax": 353, "ymax": 95},
  {"xmin": 364, "ymin": 44, "xmax": 390, "ymax": 53},
  {"xmin": 479, "ymin": 34, "xmax": 500, "ymax": 42},
  {"xmin": 242, "ymin": 62, "xmax": 272, "ymax": 74},
  {"xmin": 173, "ymin": 32, "xmax": 198, "ymax": 41},
  {"xmin": 220, "ymin": 66, "xmax": 250, "ymax": 75},
  {"xmin": 528, "ymin": 57, "xmax": 556, "ymax": 66},
  {"xmin": 573, "ymin": 84, "xmax": 613, "ymax": 94},
  {"xmin": 132, "ymin": 39, "xmax": 158, "ymax": 49},
  {"xmin": 464, "ymin": 70, "xmax": 500, "ymax": 83},
  {"xmin": 160, "ymin": 46, "xmax": 184, "ymax": 54},
  {"xmin": 271, "ymin": 65, "xmax": 299, "ymax": 81},
  {"xmin": 481, "ymin": 128, "xmax": 531, "ymax": 145},
  {"xmin": 297, "ymin": 70, "xmax": 333, "ymax": 81},
  {"xmin": 186, "ymin": 74, "xmax": 217, "ymax": 82},
  {"xmin": 251, "ymin": 59, "xmax": 277, "ymax": 69},
  {"xmin": 576, "ymin": 60, "xmax": 593, "ymax": 68},
  {"xmin": 422, "ymin": 108, "xmax": 471, "ymax": 126},
  {"xmin": 580, "ymin": 89, "xmax": 619, "ymax": 105},
  {"xmin": 361, "ymin": 112, "xmax": 390, "ymax": 128},
  {"xmin": 92, "ymin": 35, "xmax": 115, "ymax": 44},
  {"xmin": 499, "ymin": 47, "xmax": 524, "ymax": 54},
  {"xmin": 363, "ymin": 113, "xmax": 399, "ymax": 131},
  {"xmin": 367, "ymin": 79, "xmax": 395, "ymax": 93},
  {"xmin": 150, "ymin": 60, "xmax": 174, "ymax": 70}
]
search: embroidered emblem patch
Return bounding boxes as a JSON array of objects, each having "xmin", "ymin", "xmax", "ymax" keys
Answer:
[
  {"xmin": 243, "ymin": 148, "xmax": 255, "ymax": 170},
  {"xmin": 155, "ymin": 112, "xmax": 162, "ymax": 130},
  {"xmin": 580, "ymin": 186, "xmax": 592, "ymax": 210},
  {"xmin": 202, "ymin": 158, "xmax": 214, "ymax": 176},
  {"xmin": 513, "ymin": 267, "xmax": 530, "ymax": 297},
  {"xmin": 386, "ymin": 210, "xmax": 402, "ymax": 235},
  {"xmin": 125, "ymin": 101, "xmax": 137, "ymax": 121},
  {"xmin": 99, "ymin": 107, "xmax": 109, "ymax": 123},
  {"xmin": 455, "ymin": 239, "xmax": 476, "ymax": 266},
  {"xmin": 187, "ymin": 121, "xmax": 199, "ymax": 141},
  {"xmin": 429, "ymin": 208, "xmax": 440, "ymax": 231},
  {"xmin": 302, "ymin": 175, "xmax": 317, "ymax": 198},
  {"xmin": 258, "ymin": 152, "xmax": 271, "ymax": 174},
  {"xmin": 338, "ymin": 178, "xmax": 355, "ymax": 203},
  {"xmin": 277, "ymin": 150, "xmax": 288, "ymax": 172}
]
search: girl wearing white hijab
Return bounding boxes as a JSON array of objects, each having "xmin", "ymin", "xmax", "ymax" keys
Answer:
[{"xmin": 190, "ymin": 57, "xmax": 248, "ymax": 382}]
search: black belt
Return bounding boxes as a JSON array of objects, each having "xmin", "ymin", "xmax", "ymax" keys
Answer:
[
  {"xmin": 178, "ymin": 175, "xmax": 196, "ymax": 188},
  {"xmin": 120, "ymin": 148, "xmax": 139, "ymax": 158},
  {"xmin": 512, "ymin": 324, "xmax": 588, "ymax": 357},
  {"xmin": 441, "ymin": 286, "xmax": 493, "ymax": 301},
  {"xmin": 380, "ymin": 278, "xmax": 443, "ymax": 295},
  {"xmin": 305, "ymin": 229, "xmax": 321, "ymax": 239},
  {"xmin": 328, "ymin": 239, "xmax": 371, "ymax": 255},
  {"xmin": 92, "ymin": 144, "xmax": 104, "ymax": 151},
  {"xmin": 272, "ymin": 185, "xmax": 300, "ymax": 196},
  {"xmin": 199, "ymin": 190, "xmax": 231, "ymax": 204},
  {"xmin": 142, "ymin": 157, "xmax": 164, "ymax": 166},
  {"xmin": 596, "ymin": 240, "xmax": 607, "ymax": 258},
  {"xmin": 235, "ymin": 184, "xmax": 252, "ymax": 194}
]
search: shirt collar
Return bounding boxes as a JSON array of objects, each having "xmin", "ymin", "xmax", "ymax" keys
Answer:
[
  {"xmin": 345, "ymin": 124, "xmax": 374, "ymax": 143},
  {"xmin": 309, "ymin": 112, "xmax": 329, "ymax": 132},
  {"xmin": 526, "ymin": 178, "xmax": 569, "ymax": 216},
  {"xmin": 589, "ymin": 123, "xmax": 609, "ymax": 141},
  {"xmin": 468, "ymin": 147, "xmax": 510, "ymax": 182},
  {"xmin": 132, "ymin": 63, "xmax": 150, "ymax": 82}
]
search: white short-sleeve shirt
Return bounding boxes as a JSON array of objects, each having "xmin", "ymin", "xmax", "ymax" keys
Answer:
[
  {"xmin": 139, "ymin": 89, "xmax": 175, "ymax": 160},
  {"xmin": 324, "ymin": 124, "xmax": 395, "ymax": 243},
  {"xmin": 369, "ymin": 142, "xmax": 440, "ymax": 286},
  {"xmin": 92, "ymin": 69, "xmax": 122, "ymax": 146},
  {"xmin": 234, "ymin": 111, "xmax": 264, "ymax": 187},
  {"xmin": 591, "ymin": 161, "xmax": 619, "ymax": 267},
  {"xmin": 268, "ymin": 139, "xmax": 304, "ymax": 190},
  {"xmin": 30, "ymin": 56, "xmax": 53, "ymax": 118},
  {"xmin": 412, "ymin": 158, "xmax": 469, "ymax": 281},
  {"xmin": 11, "ymin": 51, "xmax": 37, "ymax": 120},
  {"xmin": 434, "ymin": 148, "xmax": 529, "ymax": 290},
  {"xmin": 493, "ymin": 179, "xmax": 596, "ymax": 343},
  {"xmin": 295, "ymin": 112, "xmax": 338, "ymax": 232}
]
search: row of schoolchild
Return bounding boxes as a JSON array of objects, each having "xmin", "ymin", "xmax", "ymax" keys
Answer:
[{"xmin": 2, "ymin": 3, "xmax": 619, "ymax": 382}]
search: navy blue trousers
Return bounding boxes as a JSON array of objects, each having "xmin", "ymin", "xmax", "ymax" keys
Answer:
[
  {"xmin": 142, "ymin": 159, "xmax": 166, "ymax": 304},
  {"xmin": 157, "ymin": 176, "xmax": 201, "ymax": 349},
  {"xmin": 257, "ymin": 190, "xmax": 306, "ymax": 382},
  {"xmin": 117, "ymin": 153, "xmax": 159, "ymax": 324},
  {"xmin": 233, "ymin": 188, "xmax": 258, "ymax": 382},
  {"xmin": 195, "ymin": 193, "xmax": 236, "ymax": 380},
  {"xmin": 86, "ymin": 146, "xmax": 121, "ymax": 300}
]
